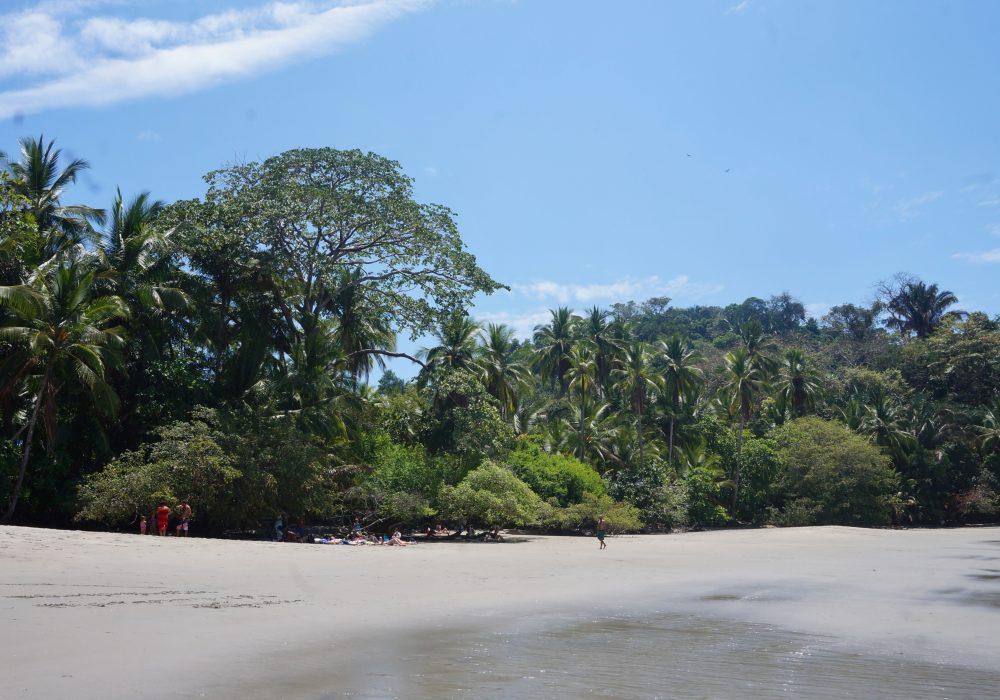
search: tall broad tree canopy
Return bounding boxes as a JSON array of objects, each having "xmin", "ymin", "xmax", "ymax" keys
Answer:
[{"xmin": 168, "ymin": 148, "xmax": 503, "ymax": 359}]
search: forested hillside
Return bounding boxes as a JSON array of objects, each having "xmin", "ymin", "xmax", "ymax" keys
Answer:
[{"xmin": 2, "ymin": 137, "xmax": 998, "ymax": 532}]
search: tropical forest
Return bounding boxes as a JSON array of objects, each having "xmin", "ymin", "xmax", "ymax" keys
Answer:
[{"xmin": 2, "ymin": 136, "xmax": 999, "ymax": 534}]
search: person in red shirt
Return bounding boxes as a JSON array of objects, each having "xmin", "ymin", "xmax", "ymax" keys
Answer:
[{"xmin": 156, "ymin": 504, "xmax": 171, "ymax": 536}]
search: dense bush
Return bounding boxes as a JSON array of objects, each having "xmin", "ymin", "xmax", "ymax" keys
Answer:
[
  {"xmin": 77, "ymin": 407, "xmax": 341, "ymax": 529},
  {"xmin": 770, "ymin": 417, "xmax": 898, "ymax": 526},
  {"xmin": 543, "ymin": 492, "xmax": 642, "ymax": 533},
  {"xmin": 439, "ymin": 462, "xmax": 542, "ymax": 529},
  {"xmin": 506, "ymin": 440, "xmax": 605, "ymax": 506},
  {"xmin": 355, "ymin": 435, "xmax": 469, "ymax": 522}
]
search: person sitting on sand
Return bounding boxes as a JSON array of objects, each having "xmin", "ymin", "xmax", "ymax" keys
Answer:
[{"xmin": 386, "ymin": 530, "xmax": 410, "ymax": 546}]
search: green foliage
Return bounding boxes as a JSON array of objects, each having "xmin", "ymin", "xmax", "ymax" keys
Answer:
[
  {"xmin": 771, "ymin": 417, "xmax": 898, "ymax": 526},
  {"xmin": 77, "ymin": 407, "xmax": 341, "ymax": 529},
  {"xmin": 638, "ymin": 479, "xmax": 690, "ymax": 531},
  {"xmin": 714, "ymin": 432, "xmax": 783, "ymax": 522},
  {"xmin": 4, "ymin": 134, "xmax": 1000, "ymax": 532},
  {"xmin": 506, "ymin": 440, "xmax": 605, "ymax": 506},
  {"xmin": 77, "ymin": 415, "xmax": 240, "ymax": 525},
  {"xmin": 357, "ymin": 434, "xmax": 468, "ymax": 521},
  {"xmin": 422, "ymin": 367, "xmax": 514, "ymax": 459},
  {"xmin": 543, "ymin": 492, "xmax": 642, "ymax": 533},
  {"xmin": 898, "ymin": 315, "xmax": 1000, "ymax": 406},
  {"xmin": 683, "ymin": 465, "xmax": 730, "ymax": 527},
  {"xmin": 439, "ymin": 461, "xmax": 542, "ymax": 528}
]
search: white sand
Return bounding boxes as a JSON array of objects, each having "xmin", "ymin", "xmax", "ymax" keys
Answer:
[{"xmin": 2, "ymin": 525, "xmax": 999, "ymax": 698}]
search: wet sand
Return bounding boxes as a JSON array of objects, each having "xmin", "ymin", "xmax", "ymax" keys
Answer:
[{"xmin": 2, "ymin": 525, "xmax": 999, "ymax": 698}]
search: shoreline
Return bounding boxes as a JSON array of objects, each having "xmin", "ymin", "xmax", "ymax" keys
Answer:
[{"xmin": 3, "ymin": 525, "xmax": 1000, "ymax": 698}]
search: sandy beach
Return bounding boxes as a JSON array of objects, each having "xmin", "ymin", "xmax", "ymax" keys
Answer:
[{"xmin": 2, "ymin": 525, "xmax": 1000, "ymax": 699}]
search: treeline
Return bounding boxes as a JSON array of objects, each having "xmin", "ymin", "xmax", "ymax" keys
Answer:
[{"xmin": 1, "ymin": 136, "xmax": 998, "ymax": 533}]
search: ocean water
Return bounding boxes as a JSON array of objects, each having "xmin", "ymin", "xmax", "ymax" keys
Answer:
[{"xmin": 238, "ymin": 612, "xmax": 1000, "ymax": 700}]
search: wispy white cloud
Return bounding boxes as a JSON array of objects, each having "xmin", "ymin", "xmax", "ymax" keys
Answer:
[
  {"xmin": 0, "ymin": 0, "xmax": 430, "ymax": 119},
  {"xmin": 511, "ymin": 275, "xmax": 724, "ymax": 305},
  {"xmin": 893, "ymin": 190, "xmax": 943, "ymax": 222},
  {"xmin": 952, "ymin": 248, "xmax": 1000, "ymax": 264},
  {"xmin": 725, "ymin": 1, "xmax": 750, "ymax": 15},
  {"xmin": 989, "ymin": 223, "xmax": 1000, "ymax": 237},
  {"xmin": 978, "ymin": 195, "xmax": 1000, "ymax": 208},
  {"xmin": 475, "ymin": 309, "xmax": 553, "ymax": 340},
  {"xmin": 960, "ymin": 173, "xmax": 998, "ymax": 192}
]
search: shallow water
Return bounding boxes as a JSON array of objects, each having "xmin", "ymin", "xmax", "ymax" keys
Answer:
[{"xmin": 238, "ymin": 611, "xmax": 1000, "ymax": 700}]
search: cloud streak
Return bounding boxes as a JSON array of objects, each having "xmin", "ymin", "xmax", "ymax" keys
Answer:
[
  {"xmin": 511, "ymin": 275, "xmax": 724, "ymax": 305},
  {"xmin": 952, "ymin": 248, "xmax": 1000, "ymax": 264},
  {"xmin": 893, "ymin": 190, "xmax": 943, "ymax": 222},
  {"xmin": 0, "ymin": 0, "xmax": 430, "ymax": 119},
  {"xmin": 475, "ymin": 309, "xmax": 553, "ymax": 340}
]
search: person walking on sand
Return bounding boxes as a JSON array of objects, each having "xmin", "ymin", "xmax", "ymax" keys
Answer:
[
  {"xmin": 596, "ymin": 516, "xmax": 607, "ymax": 550},
  {"xmin": 175, "ymin": 500, "xmax": 193, "ymax": 537},
  {"xmin": 156, "ymin": 503, "xmax": 171, "ymax": 536}
]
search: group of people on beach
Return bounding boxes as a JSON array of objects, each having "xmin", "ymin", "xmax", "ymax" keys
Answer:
[
  {"xmin": 135, "ymin": 508, "xmax": 610, "ymax": 547},
  {"xmin": 139, "ymin": 501, "xmax": 192, "ymax": 537},
  {"xmin": 273, "ymin": 516, "xmax": 417, "ymax": 546}
]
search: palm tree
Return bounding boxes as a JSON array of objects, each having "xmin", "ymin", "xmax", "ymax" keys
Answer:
[
  {"xmin": 560, "ymin": 401, "xmax": 617, "ymax": 470},
  {"xmin": 330, "ymin": 268, "xmax": 396, "ymax": 381},
  {"xmin": 659, "ymin": 334, "xmax": 703, "ymax": 464},
  {"xmin": 532, "ymin": 307, "xmax": 578, "ymax": 395},
  {"xmin": 885, "ymin": 281, "xmax": 964, "ymax": 338},
  {"xmin": 859, "ymin": 389, "xmax": 915, "ymax": 464},
  {"xmin": 977, "ymin": 395, "xmax": 1000, "ymax": 454},
  {"xmin": 258, "ymin": 321, "xmax": 354, "ymax": 440},
  {"xmin": 838, "ymin": 388, "xmax": 867, "ymax": 431},
  {"xmin": 764, "ymin": 390, "xmax": 791, "ymax": 427},
  {"xmin": 907, "ymin": 393, "xmax": 952, "ymax": 451},
  {"xmin": 720, "ymin": 346, "xmax": 767, "ymax": 510},
  {"xmin": 736, "ymin": 318, "xmax": 778, "ymax": 376},
  {"xmin": 612, "ymin": 341, "xmax": 661, "ymax": 471},
  {"xmin": 479, "ymin": 323, "xmax": 528, "ymax": 420},
  {"xmin": 565, "ymin": 343, "xmax": 599, "ymax": 461},
  {"xmin": 0, "ymin": 261, "xmax": 128, "ymax": 521},
  {"xmin": 582, "ymin": 306, "xmax": 620, "ymax": 390},
  {"xmin": 8, "ymin": 135, "xmax": 104, "ymax": 259},
  {"xmin": 676, "ymin": 437, "xmax": 721, "ymax": 478},
  {"xmin": 99, "ymin": 188, "xmax": 190, "ymax": 318},
  {"xmin": 419, "ymin": 311, "xmax": 481, "ymax": 377},
  {"xmin": 773, "ymin": 348, "xmax": 820, "ymax": 419}
]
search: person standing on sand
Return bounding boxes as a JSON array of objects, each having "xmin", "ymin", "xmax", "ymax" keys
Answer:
[
  {"xmin": 156, "ymin": 504, "xmax": 171, "ymax": 536},
  {"xmin": 139, "ymin": 515, "xmax": 147, "ymax": 535},
  {"xmin": 175, "ymin": 500, "xmax": 192, "ymax": 537},
  {"xmin": 596, "ymin": 516, "xmax": 607, "ymax": 550}
]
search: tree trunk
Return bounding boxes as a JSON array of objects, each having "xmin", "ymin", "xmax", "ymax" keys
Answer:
[
  {"xmin": 2, "ymin": 386, "xmax": 44, "ymax": 523},
  {"xmin": 732, "ymin": 415, "xmax": 745, "ymax": 513},
  {"xmin": 637, "ymin": 410, "xmax": 645, "ymax": 471},
  {"xmin": 668, "ymin": 417, "xmax": 675, "ymax": 466}
]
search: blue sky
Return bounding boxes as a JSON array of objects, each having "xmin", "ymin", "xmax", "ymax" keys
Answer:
[{"xmin": 2, "ymin": 0, "xmax": 1000, "ymax": 375}]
